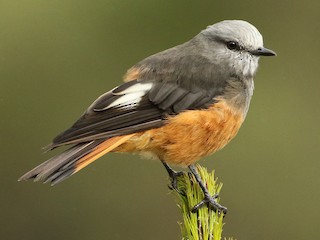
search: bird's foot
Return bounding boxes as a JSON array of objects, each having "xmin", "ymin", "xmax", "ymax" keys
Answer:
[
  {"xmin": 167, "ymin": 170, "xmax": 184, "ymax": 191},
  {"xmin": 191, "ymin": 193, "xmax": 227, "ymax": 214},
  {"xmin": 161, "ymin": 161, "xmax": 184, "ymax": 192}
]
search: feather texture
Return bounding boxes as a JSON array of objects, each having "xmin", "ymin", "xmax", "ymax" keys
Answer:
[{"xmin": 50, "ymin": 79, "xmax": 216, "ymax": 149}]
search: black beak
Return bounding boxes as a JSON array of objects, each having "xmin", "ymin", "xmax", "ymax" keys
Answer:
[{"xmin": 250, "ymin": 47, "xmax": 276, "ymax": 56}]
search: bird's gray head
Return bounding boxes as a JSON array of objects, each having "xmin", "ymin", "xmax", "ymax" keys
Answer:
[{"xmin": 200, "ymin": 20, "xmax": 276, "ymax": 78}]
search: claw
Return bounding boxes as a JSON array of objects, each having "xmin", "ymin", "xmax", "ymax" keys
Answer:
[
  {"xmin": 191, "ymin": 193, "xmax": 227, "ymax": 214},
  {"xmin": 188, "ymin": 165, "xmax": 227, "ymax": 215},
  {"xmin": 161, "ymin": 161, "xmax": 184, "ymax": 193},
  {"xmin": 168, "ymin": 170, "xmax": 183, "ymax": 191}
]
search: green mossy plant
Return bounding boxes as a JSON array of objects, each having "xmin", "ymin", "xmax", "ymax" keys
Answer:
[{"xmin": 172, "ymin": 164, "xmax": 234, "ymax": 240}]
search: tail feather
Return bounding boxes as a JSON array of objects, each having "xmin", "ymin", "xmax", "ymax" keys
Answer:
[
  {"xmin": 74, "ymin": 135, "xmax": 133, "ymax": 173},
  {"xmin": 18, "ymin": 134, "xmax": 134, "ymax": 185}
]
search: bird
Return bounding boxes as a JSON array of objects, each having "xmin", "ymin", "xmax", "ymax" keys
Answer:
[{"xmin": 19, "ymin": 20, "xmax": 276, "ymax": 213}]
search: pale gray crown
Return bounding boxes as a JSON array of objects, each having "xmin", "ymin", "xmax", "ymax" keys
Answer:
[{"xmin": 202, "ymin": 20, "xmax": 264, "ymax": 51}]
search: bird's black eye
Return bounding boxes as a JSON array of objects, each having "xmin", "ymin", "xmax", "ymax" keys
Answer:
[{"xmin": 226, "ymin": 41, "xmax": 238, "ymax": 50}]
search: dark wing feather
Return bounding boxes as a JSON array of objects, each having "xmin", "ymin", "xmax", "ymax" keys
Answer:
[{"xmin": 49, "ymin": 79, "xmax": 216, "ymax": 149}]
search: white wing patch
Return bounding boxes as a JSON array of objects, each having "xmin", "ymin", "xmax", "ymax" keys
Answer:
[
  {"xmin": 113, "ymin": 82, "xmax": 153, "ymax": 95},
  {"xmin": 106, "ymin": 91, "xmax": 146, "ymax": 109},
  {"xmin": 104, "ymin": 82, "xmax": 153, "ymax": 110}
]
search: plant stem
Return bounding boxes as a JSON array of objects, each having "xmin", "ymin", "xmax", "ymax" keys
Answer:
[{"xmin": 172, "ymin": 164, "xmax": 234, "ymax": 240}]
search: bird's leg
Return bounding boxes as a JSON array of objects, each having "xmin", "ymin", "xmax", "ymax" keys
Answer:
[
  {"xmin": 161, "ymin": 161, "xmax": 183, "ymax": 191},
  {"xmin": 188, "ymin": 164, "xmax": 227, "ymax": 214}
]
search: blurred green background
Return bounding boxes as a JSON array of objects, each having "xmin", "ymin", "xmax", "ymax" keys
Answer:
[{"xmin": 1, "ymin": 0, "xmax": 319, "ymax": 239}]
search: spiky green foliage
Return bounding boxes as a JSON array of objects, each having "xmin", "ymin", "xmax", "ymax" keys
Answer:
[{"xmin": 172, "ymin": 165, "xmax": 234, "ymax": 240}]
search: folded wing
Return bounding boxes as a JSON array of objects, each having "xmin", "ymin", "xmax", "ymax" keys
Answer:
[{"xmin": 49, "ymin": 79, "xmax": 215, "ymax": 149}]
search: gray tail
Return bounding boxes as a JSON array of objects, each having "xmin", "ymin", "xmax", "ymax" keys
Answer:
[{"xmin": 18, "ymin": 140, "xmax": 103, "ymax": 186}]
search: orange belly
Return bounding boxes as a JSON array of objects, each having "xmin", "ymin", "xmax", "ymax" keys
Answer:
[{"xmin": 115, "ymin": 100, "xmax": 244, "ymax": 166}]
